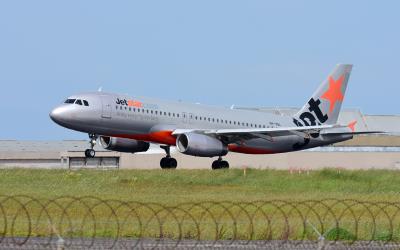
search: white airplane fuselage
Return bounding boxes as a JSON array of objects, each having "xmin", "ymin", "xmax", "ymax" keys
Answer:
[
  {"xmin": 50, "ymin": 64, "xmax": 357, "ymax": 169},
  {"xmin": 50, "ymin": 91, "xmax": 351, "ymax": 155}
]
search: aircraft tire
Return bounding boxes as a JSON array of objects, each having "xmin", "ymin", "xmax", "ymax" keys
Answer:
[
  {"xmin": 212, "ymin": 160, "xmax": 221, "ymax": 170},
  {"xmin": 160, "ymin": 157, "xmax": 177, "ymax": 169},
  {"xmin": 160, "ymin": 157, "xmax": 168, "ymax": 169},
  {"xmin": 212, "ymin": 160, "xmax": 229, "ymax": 170},
  {"xmin": 168, "ymin": 158, "xmax": 177, "ymax": 169},
  {"xmin": 221, "ymin": 161, "xmax": 229, "ymax": 169},
  {"xmin": 85, "ymin": 149, "xmax": 96, "ymax": 158}
]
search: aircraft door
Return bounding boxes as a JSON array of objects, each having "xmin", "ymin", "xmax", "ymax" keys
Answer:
[{"xmin": 101, "ymin": 96, "xmax": 112, "ymax": 119}]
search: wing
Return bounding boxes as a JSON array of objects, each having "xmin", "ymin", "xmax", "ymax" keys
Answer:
[{"xmin": 172, "ymin": 125, "xmax": 336, "ymax": 144}]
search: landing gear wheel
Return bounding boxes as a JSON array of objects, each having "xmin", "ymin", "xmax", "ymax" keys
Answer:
[
  {"xmin": 212, "ymin": 158, "xmax": 229, "ymax": 170},
  {"xmin": 160, "ymin": 145, "xmax": 177, "ymax": 169},
  {"xmin": 85, "ymin": 149, "xmax": 96, "ymax": 158},
  {"xmin": 160, "ymin": 157, "xmax": 177, "ymax": 169},
  {"xmin": 85, "ymin": 133, "xmax": 98, "ymax": 158},
  {"xmin": 168, "ymin": 158, "xmax": 177, "ymax": 169},
  {"xmin": 212, "ymin": 160, "xmax": 220, "ymax": 170},
  {"xmin": 221, "ymin": 161, "xmax": 229, "ymax": 169}
]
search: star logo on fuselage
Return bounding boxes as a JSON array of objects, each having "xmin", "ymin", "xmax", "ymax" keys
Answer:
[{"xmin": 321, "ymin": 75, "xmax": 345, "ymax": 114}]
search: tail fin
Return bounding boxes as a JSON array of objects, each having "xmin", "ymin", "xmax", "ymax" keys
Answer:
[{"xmin": 293, "ymin": 64, "xmax": 353, "ymax": 127}]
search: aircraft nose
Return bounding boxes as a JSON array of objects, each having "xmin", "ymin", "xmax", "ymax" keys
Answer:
[{"xmin": 49, "ymin": 106, "xmax": 68, "ymax": 124}]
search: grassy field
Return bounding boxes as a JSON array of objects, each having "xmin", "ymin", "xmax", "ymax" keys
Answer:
[
  {"xmin": 1, "ymin": 168, "xmax": 400, "ymax": 241},
  {"xmin": 1, "ymin": 168, "xmax": 400, "ymax": 202}
]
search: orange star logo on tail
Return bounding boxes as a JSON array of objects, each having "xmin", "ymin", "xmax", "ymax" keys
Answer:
[
  {"xmin": 321, "ymin": 75, "xmax": 345, "ymax": 113},
  {"xmin": 348, "ymin": 120, "xmax": 357, "ymax": 132}
]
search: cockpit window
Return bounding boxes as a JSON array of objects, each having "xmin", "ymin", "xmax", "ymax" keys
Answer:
[
  {"xmin": 83, "ymin": 100, "xmax": 89, "ymax": 106},
  {"xmin": 64, "ymin": 99, "xmax": 76, "ymax": 104},
  {"xmin": 75, "ymin": 99, "xmax": 82, "ymax": 105}
]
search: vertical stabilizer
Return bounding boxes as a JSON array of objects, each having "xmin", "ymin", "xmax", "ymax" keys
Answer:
[{"xmin": 293, "ymin": 64, "xmax": 353, "ymax": 126}]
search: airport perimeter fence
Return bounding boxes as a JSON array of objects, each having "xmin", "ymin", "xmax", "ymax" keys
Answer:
[{"xmin": 0, "ymin": 196, "xmax": 400, "ymax": 249}]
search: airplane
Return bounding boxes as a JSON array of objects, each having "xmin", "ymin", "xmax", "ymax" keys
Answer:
[{"xmin": 50, "ymin": 64, "xmax": 377, "ymax": 169}]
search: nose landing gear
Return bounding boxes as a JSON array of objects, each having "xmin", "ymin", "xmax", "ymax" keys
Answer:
[
  {"xmin": 85, "ymin": 134, "xmax": 98, "ymax": 158},
  {"xmin": 160, "ymin": 145, "xmax": 177, "ymax": 169},
  {"xmin": 212, "ymin": 157, "xmax": 229, "ymax": 170}
]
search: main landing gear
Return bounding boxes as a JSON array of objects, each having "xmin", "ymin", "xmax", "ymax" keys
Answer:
[
  {"xmin": 85, "ymin": 134, "xmax": 98, "ymax": 158},
  {"xmin": 160, "ymin": 146, "xmax": 177, "ymax": 169},
  {"xmin": 212, "ymin": 157, "xmax": 229, "ymax": 170}
]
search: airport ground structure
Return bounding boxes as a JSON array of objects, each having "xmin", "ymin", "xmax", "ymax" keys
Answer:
[{"xmin": 1, "ymin": 108, "xmax": 399, "ymax": 170}]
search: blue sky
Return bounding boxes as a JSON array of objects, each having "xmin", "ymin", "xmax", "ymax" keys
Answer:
[{"xmin": 0, "ymin": 1, "xmax": 399, "ymax": 140}]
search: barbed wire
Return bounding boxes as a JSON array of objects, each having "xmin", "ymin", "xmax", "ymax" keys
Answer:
[{"xmin": 0, "ymin": 196, "xmax": 399, "ymax": 249}]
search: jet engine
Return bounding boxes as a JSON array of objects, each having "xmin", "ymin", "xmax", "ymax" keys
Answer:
[
  {"xmin": 176, "ymin": 133, "xmax": 227, "ymax": 157},
  {"xmin": 99, "ymin": 136, "xmax": 150, "ymax": 153}
]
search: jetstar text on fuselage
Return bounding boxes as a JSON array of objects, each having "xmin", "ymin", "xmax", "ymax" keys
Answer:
[{"xmin": 116, "ymin": 98, "xmax": 159, "ymax": 109}]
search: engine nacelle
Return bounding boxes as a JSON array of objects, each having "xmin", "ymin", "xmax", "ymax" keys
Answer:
[
  {"xmin": 99, "ymin": 136, "xmax": 150, "ymax": 153},
  {"xmin": 176, "ymin": 133, "xmax": 227, "ymax": 157}
]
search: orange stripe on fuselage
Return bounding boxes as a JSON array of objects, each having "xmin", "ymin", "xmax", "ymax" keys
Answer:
[
  {"xmin": 228, "ymin": 144, "xmax": 276, "ymax": 154},
  {"xmin": 113, "ymin": 130, "xmax": 176, "ymax": 145},
  {"xmin": 112, "ymin": 133, "xmax": 275, "ymax": 154}
]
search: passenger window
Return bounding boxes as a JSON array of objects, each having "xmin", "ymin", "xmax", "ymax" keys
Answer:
[
  {"xmin": 177, "ymin": 114, "xmax": 179, "ymax": 118},
  {"xmin": 83, "ymin": 100, "xmax": 89, "ymax": 106},
  {"xmin": 75, "ymin": 99, "xmax": 82, "ymax": 105}
]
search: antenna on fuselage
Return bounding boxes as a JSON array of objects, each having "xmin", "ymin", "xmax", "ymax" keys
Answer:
[
  {"xmin": 98, "ymin": 86, "xmax": 103, "ymax": 92},
  {"xmin": 230, "ymin": 104, "xmax": 235, "ymax": 110}
]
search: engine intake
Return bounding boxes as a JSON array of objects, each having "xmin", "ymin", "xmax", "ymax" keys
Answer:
[
  {"xmin": 176, "ymin": 133, "xmax": 227, "ymax": 157},
  {"xmin": 99, "ymin": 136, "xmax": 150, "ymax": 153}
]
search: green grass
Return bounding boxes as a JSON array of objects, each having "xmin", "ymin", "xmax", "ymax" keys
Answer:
[
  {"xmin": 1, "ymin": 168, "xmax": 400, "ymax": 202},
  {"xmin": 1, "ymin": 168, "xmax": 400, "ymax": 241}
]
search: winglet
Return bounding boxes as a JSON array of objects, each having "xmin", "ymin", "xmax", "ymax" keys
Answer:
[{"xmin": 348, "ymin": 120, "xmax": 357, "ymax": 132}]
